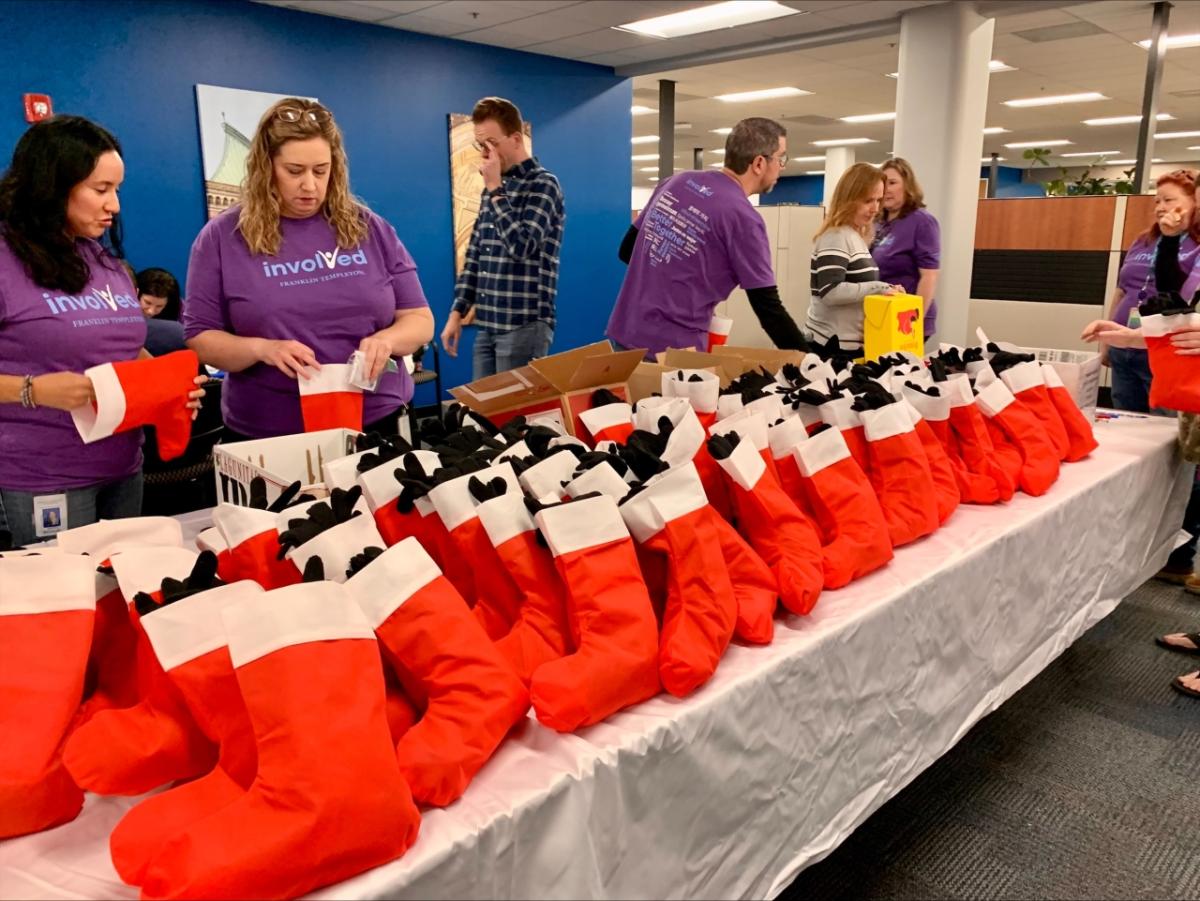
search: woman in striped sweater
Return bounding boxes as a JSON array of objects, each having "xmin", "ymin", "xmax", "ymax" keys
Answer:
[{"xmin": 805, "ymin": 163, "xmax": 902, "ymax": 353}]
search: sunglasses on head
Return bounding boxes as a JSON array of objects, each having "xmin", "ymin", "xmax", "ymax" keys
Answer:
[{"xmin": 275, "ymin": 105, "xmax": 332, "ymax": 125}]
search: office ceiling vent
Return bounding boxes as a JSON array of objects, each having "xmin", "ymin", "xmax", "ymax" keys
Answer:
[{"xmin": 1012, "ymin": 21, "xmax": 1106, "ymax": 42}]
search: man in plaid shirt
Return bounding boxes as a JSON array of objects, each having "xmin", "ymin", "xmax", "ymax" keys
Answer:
[{"xmin": 441, "ymin": 97, "xmax": 565, "ymax": 378}]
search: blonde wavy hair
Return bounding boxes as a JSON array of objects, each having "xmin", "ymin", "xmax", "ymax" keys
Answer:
[
  {"xmin": 814, "ymin": 163, "xmax": 886, "ymax": 242},
  {"xmin": 237, "ymin": 98, "xmax": 367, "ymax": 256}
]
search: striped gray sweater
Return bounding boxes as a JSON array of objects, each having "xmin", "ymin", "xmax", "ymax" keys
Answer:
[{"xmin": 805, "ymin": 226, "xmax": 892, "ymax": 349}]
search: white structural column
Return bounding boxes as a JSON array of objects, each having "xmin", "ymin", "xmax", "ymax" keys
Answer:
[
  {"xmin": 822, "ymin": 146, "xmax": 856, "ymax": 206},
  {"xmin": 893, "ymin": 1, "xmax": 994, "ymax": 345}
]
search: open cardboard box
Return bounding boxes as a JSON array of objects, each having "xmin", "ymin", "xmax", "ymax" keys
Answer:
[
  {"xmin": 213, "ymin": 428, "xmax": 360, "ymax": 507},
  {"xmin": 449, "ymin": 340, "xmax": 645, "ymax": 438}
]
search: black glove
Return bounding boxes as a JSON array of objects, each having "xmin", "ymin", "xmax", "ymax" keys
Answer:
[
  {"xmin": 498, "ymin": 415, "xmax": 530, "ymax": 445},
  {"xmin": 469, "ymin": 474, "xmax": 510, "ymax": 503},
  {"xmin": 248, "ymin": 477, "xmax": 315, "ymax": 513},
  {"xmin": 346, "ymin": 546, "xmax": 385, "ymax": 579},
  {"xmin": 277, "ymin": 486, "xmax": 363, "ymax": 558},
  {"xmin": 962, "ymin": 346, "xmax": 986, "ymax": 365},
  {"xmin": 133, "ymin": 551, "xmax": 224, "ymax": 617},
  {"xmin": 524, "ymin": 425, "xmax": 564, "ymax": 461},
  {"xmin": 572, "ymin": 450, "xmax": 630, "ymax": 480},
  {"xmin": 356, "ymin": 438, "xmax": 410, "ymax": 474},
  {"xmin": 926, "ymin": 358, "xmax": 949, "ymax": 383},
  {"xmin": 850, "ymin": 381, "xmax": 897, "ymax": 412},
  {"xmin": 706, "ymin": 431, "xmax": 740, "ymax": 461},
  {"xmin": 0, "ymin": 529, "xmax": 23, "ymax": 553},
  {"xmin": 302, "ymin": 556, "xmax": 325, "ymax": 583},
  {"xmin": 905, "ymin": 380, "xmax": 941, "ymax": 398},
  {"xmin": 987, "ymin": 349, "xmax": 1037, "ymax": 375},
  {"xmin": 394, "ymin": 453, "xmax": 437, "ymax": 514},
  {"xmin": 931, "ymin": 347, "xmax": 966, "ymax": 372},
  {"xmin": 591, "ymin": 387, "xmax": 625, "ymax": 407},
  {"xmin": 778, "ymin": 362, "xmax": 808, "ymax": 388}
]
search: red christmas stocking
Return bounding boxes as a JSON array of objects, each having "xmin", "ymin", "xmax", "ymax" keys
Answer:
[
  {"xmin": 476, "ymin": 489, "xmax": 572, "ymax": 683},
  {"xmin": 999, "ymin": 360, "xmax": 1071, "ymax": 460},
  {"xmin": 358, "ymin": 449, "xmax": 447, "ymax": 556},
  {"xmin": 530, "ymin": 494, "xmax": 661, "ymax": 731},
  {"xmin": 793, "ymin": 426, "xmax": 893, "ymax": 588},
  {"xmin": 709, "ymin": 514, "xmax": 777, "ymax": 644},
  {"xmin": 942, "ymin": 377, "xmax": 1016, "ymax": 502},
  {"xmin": 63, "ymin": 548, "xmax": 217, "ymax": 796},
  {"xmin": 518, "ymin": 448, "xmax": 580, "ymax": 503},
  {"xmin": 619, "ymin": 463, "xmax": 737, "ymax": 696},
  {"xmin": 904, "ymin": 385, "xmax": 1001, "ymax": 505},
  {"xmin": 768, "ymin": 416, "xmax": 826, "ymax": 531},
  {"xmin": 109, "ymin": 581, "xmax": 265, "ymax": 887},
  {"xmin": 709, "ymin": 433, "xmax": 823, "ymax": 615},
  {"xmin": 57, "ymin": 515, "xmax": 184, "ymax": 559},
  {"xmin": 195, "ymin": 528, "xmax": 235, "ymax": 583},
  {"xmin": 636, "ymin": 397, "xmax": 733, "ymax": 521},
  {"xmin": 1041, "ymin": 364, "xmax": 1098, "ymax": 461},
  {"xmin": 819, "ymin": 395, "xmax": 870, "ymax": 474},
  {"xmin": 706, "ymin": 313, "xmax": 733, "ymax": 352},
  {"xmin": 975, "ymin": 379, "xmax": 1060, "ymax": 496},
  {"xmin": 902, "ymin": 402, "xmax": 960, "ymax": 524},
  {"xmin": 861, "ymin": 404, "xmax": 939, "ymax": 546},
  {"xmin": 1143, "ymin": 310, "xmax": 1200, "ymax": 412},
  {"xmin": 428, "ymin": 462, "xmax": 524, "ymax": 638},
  {"xmin": 579, "ymin": 402, "xmax": 635, "ymax": 446},
  {"xmin": 662, "ymin": 368, "xmax": 721, "ymax": 430},
  {"xmin": 347, "ymin": 540, "xmax": 529, "ymax": 807},
  {"xmin": 211, "ymin": 504, "xmax": 302, "ymax": 590},
  {"xmin": 0, "ymin": 554, "xmax": 97, "ymax": 838},
  {"xmin": 70, "ymin": 350, "xmax": 198, "ymax": 461},
  {"xmin": 297, "ymin": 364, "xmax": 364, "ymax": 432},
  {"xmin": 284, "ymin": 511, "xmax": 386, "ymax": 584},
  {"xmin": 141, "ymin": 581, "xmax": 420, "ymax": 900}
]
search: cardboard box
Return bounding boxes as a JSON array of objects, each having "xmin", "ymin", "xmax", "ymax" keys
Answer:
[
  {"xmin": 1024, "ymin": 346, "xmax": 1102, "ymax": 419},
  {"xmin": 863, "ymin": 293, "xmax": 925, "ymax": 361},
  {"xmin": 213, "ymin": 428, "xmax": 359, "ymax": 507},
  {"xmin": 710, "ymin": 345, "xmax": 807, "ymax": 378},
  {"xmin": 449, "ymin": 340, "xmax": 645, "ymax": 438}
]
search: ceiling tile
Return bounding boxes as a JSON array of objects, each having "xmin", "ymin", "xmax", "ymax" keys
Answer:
[
  {"xmin": 352, "ymin": 0, "xmax": 443, "ymax": 13},
  {"xmin": 387, "ymin": 0, "xmax": 545, "ymax": 29},
  {"xmin": 383, "ymin": 11, "xmax": 477, "ymax": 35},
  {"xmin": 451, "ymin": 24, "xmax": 555, "ymax": 48},
  {"xmin": 278, "ymin": 0, "xmax": 398, "ymax": 22}
]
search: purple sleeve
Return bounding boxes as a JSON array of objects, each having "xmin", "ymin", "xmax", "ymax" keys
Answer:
[
  {"xmin": 373, "ymin": 214, "xmax": 429, "ymax": 311},
  {"xmin": 729, "ymin": 208, "xmax": 776, "ymax": 291},
  {"xmin": 182, "ymin": 221, "xmax": 230, "ymax": 340},
  {"xmin": 914, "ymin": 212, "xmax": 940, "ymax": 270}
]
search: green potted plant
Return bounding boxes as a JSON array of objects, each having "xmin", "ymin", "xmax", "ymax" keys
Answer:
[{"xmin": 1022, "ymin": 148, "xmax": 1136, "ymax": 195}]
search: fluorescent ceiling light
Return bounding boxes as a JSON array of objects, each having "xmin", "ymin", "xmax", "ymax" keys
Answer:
[
  {"xmin": 631, "ymin": 153, "xmax": 658, "ymax": 161},
  {"xmin": 616, "ymin": 1, "xmax": 799, "ymax": 39},
  {"xmin": 888, "ymin": 59, "xmax": 1014, "ymax": 78},
  {"xmin": 711, "ymin": 148, "xmax": 725, "ymax": 155},
  {"xmin": 649, "ymin": 177, "xmax": 659, "ymax": 182},
  {"xmin": 638, "ymin": 167, "xmax": 658, "ymax": 172},
  {"xmin": 839, "ymin": 112, "xmax": 895, "ymax": 123},
  {"xmin": 1058, "ymin": 150, "xmax": 1120, "ymax": 158},
  {"xmin": 1155, "ymin": 130, "xmax": 1200, "ymax": 140},
  {"xmin": 1084, "ymin": 113, "xmax": 1174, "ymax": 126},
  {"xmin": 709, "ymin": 162, "xmax": 724, "ymax": 168},
  {"xmin": 1003, "ymin": 92, "xmax": 1107, "ymax": 108},
  {"xmin": 1137, "ymin": 33, "xmax": 1200, "ymax": 50},
  {"xmin": 789, "ymin": 155, "xmax": 826, "ymax": 163},
  {"xmin": 676, "ymin": 122, "xmax": 694, "ymax": 129},
  {"xmin": 1107, "ymin": 158, "xmax": 1163, "ymax": 165},
  {"xmin": 631, "ymin": 135, "xmax": 658, "ymax": 145},
  {"xmin": 982, "ymin": 127, "xmax": 1009, "ymax": 135},
  {"xmin": 1190, "ymin": 146, "xmax": 1200, "ymax": 151},
  {"xmin": 1004, "ymin": 139, "xmax": 1073, "ymax": 148},
  {"xmin": 715, "ymin": 86, "xmax": 812, "ymax": 103},
  {"xmin": 806, "ymin": 170, "xmax": 825, "ymax": 175},
  {"xmin": 631, "ymin": 105, "xmax": 656, "ymax": 115},
  {"xmin": 981, "ymin": 157, "xmax": 1007, "ymax": 163},
  {"xmin": 811, "ymin": 137, "xmax": 875, "ymax": 147},
  {"xmin": 711, "ymin": 127, "xmax": 733, "ymax": 136}
]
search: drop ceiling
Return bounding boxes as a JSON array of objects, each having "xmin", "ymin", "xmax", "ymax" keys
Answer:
[{"xmin": 255, "ymin": 0, "xmax": 1200, "ymax": 188}]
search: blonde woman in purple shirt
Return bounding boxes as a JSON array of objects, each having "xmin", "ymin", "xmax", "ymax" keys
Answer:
[
  {"xmin": 871, "ymin": 158, "xmax": 940, "ymax": 341},
  {"xmin": 0, "ymin": 117, "xmax": 202, "ymax": 545},
  {"xmin": 185, "ymin": 98, "xmax": 434, "ymax": 440}
]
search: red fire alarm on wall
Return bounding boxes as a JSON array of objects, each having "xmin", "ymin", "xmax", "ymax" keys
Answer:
[{"xmin": 24, "ymin": 94, "xmax": 52, "ymax": 123}]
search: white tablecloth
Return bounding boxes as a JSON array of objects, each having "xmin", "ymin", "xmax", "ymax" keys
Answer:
[{"xmin": 1, "ymin": 415, "xmax": 1190, "ymax": 901}]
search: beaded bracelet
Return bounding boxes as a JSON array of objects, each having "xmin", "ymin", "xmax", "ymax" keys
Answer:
[{"xmin": 19, "ymin": 374, "xmax": 36, "ymax": 409}]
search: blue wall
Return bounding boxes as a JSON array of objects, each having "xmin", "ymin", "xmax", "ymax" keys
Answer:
[
  {"xmin": 0, "ymin": 0, "xmax": 631, "ymax": 391},
  {"xmin": 981, "ymin": 165, "xmax": 1043, "ymax": 198},
  {"xmin": 758, "ymin": 174, "xmax": 823, "ymax": 207}
]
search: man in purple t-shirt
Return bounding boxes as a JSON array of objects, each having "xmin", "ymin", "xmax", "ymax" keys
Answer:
[{"xmin": 606, "ymin": 118, "xmax": 806, "ymax": 356}]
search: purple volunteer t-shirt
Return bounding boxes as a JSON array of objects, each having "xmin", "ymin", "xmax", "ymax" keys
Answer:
[
  {"xmin": 606, "ymin": 170, "xmax": 775, "ymax": 355},
  {"xmin": 184, "ymin": 207, "xmax": 429, "ymax": 438},
  {"xmin": 871, "ymin": 208, "xmax": 940, "ymax": 335},
  {"xmin": 1113, "ymin": 235, "xmax": 1200, "ymax": 326},
  {"xmin": 0, "ymin": 237, "xmax": 146, "ymax": 491}
]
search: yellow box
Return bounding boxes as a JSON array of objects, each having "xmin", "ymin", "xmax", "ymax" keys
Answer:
[{"xmin": 863, "ymin": 293, "xmax": 925, "ymax": 361}]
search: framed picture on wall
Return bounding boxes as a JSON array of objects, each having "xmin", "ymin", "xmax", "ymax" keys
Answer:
[
  {"xmin": 196, "ymin": 84, "xmax": 318, "ymax": 220},
  {"xmin": 447, "ymin": 112, "xmax": 533, "ymax": 276}
]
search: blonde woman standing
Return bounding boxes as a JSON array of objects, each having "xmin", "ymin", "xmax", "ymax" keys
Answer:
[
  {"xmin": 185, "ymin": 98, "xmax": 434, "ymax": 440},
  {"xmin": 805, "ymin": 163, "xmax": 901, "ymax": 353}
]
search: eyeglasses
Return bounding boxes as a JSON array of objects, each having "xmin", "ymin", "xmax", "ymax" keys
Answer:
[
  {"xmin": 276, "ymin": 106, "xmax": 332, "ymax": 125},
  {"xmin": 761, "ymin": 152, "xmax": 788, "ymax": 167},
  {"xmin": 472, "ymin": 138, "xmax": 501, "ymax": 153}
]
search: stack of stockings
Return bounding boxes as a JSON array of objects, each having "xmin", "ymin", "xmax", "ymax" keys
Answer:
[{"xmin": 2, "ymin": 346, "xmax": 1099, "ymax": 896}]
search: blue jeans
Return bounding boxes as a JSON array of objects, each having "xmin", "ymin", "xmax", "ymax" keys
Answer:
[
  {"xmin": 0, "ymin": 472, "xmax": 143, "ymax": 548},
  {"xmin": 472, "ymin": 320, "xmax": 553, "ymax": 379}
]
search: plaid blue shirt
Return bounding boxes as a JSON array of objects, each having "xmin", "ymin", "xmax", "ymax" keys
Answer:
[{"xmin": 452, "ymin": 157, "xmax": 564, "ymax": 332}]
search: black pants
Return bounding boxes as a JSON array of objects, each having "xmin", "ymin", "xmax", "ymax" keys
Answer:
[{"xmin": 221, "ymin": 406, "xmax": 407, "ymax": 445}]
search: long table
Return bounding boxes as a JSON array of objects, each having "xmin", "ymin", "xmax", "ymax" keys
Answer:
[{"xmin": 0, "ymin": 415, "xmax": 1190, "ymax": 901}]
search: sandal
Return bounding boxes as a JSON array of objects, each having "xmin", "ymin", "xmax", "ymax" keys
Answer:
[
  {"xmin": 1155, "ymin": 632, "xmax": 1200, "ymax": 656},
  {"xmin": 1170, "ymin": 670, "xmax": 1200, "ymax": 699}
]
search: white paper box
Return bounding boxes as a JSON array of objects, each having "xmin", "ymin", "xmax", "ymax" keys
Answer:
[
  {"xmin": 213, "ymin": 428, "xmax": 359, "ymax": 507},
  {"xmin": 1023, "ymin": 346, "xmax": 1102, "ymax": 419}
]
